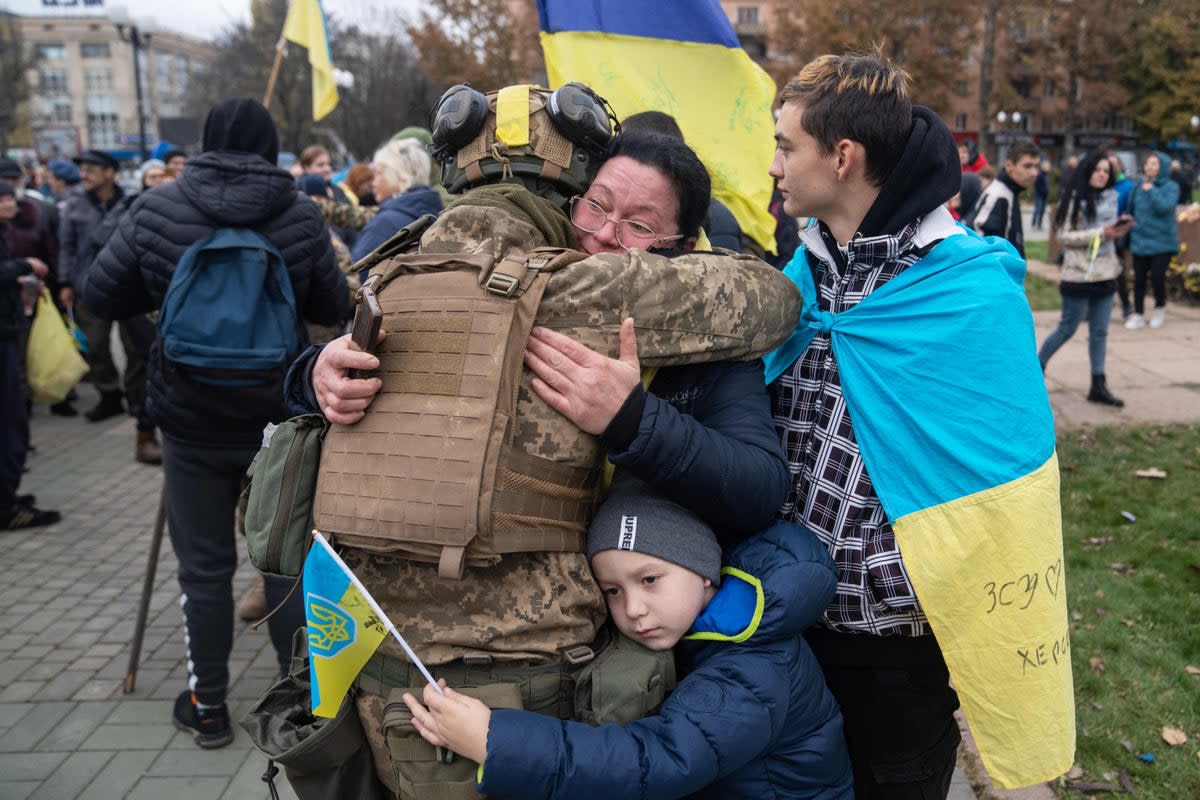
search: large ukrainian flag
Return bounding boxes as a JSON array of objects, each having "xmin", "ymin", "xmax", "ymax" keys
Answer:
[
  {"xmin": 764, "ymin": 222, "xmax": 1075, "ymax": 789},
  {"xmin": 537, "ymin": 0, "xmax": 777, "ymax": 254}
]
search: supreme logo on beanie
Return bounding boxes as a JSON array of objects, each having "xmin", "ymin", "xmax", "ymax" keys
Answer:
[{"xmin": 587, "ymin": 474, "xmax": 721, "ymax": 584}]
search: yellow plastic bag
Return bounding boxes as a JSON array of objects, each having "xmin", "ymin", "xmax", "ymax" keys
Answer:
[{"xmin": 26, "ymin": 288, "xmax": 88, "ymax": 404}]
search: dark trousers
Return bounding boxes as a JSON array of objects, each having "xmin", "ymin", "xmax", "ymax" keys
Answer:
[
  {"xmin": 74, "ymin": 302, "xmax": 152, "ymax": 426},
  {"xmin": 1031, "ymin": 194, "xmax": 1048, "ymax": 228},
  {"xmin": 1132, "ymin": 252, "xmax": 1172, "ymax": 313},
  {"xmin": 1115, "ymin": 247, "xmax": 1132, "ymax": 314},
  {"xmin": 1, "ymin": 338, "xmax": 28, "ymax": 511},
  {"xmin": 162, "ymin": 435, "xmax": 304, "ymax": 704},
  {"xmin": 806, "ymin": 628, "xmax": 961, "ymax": 800}
]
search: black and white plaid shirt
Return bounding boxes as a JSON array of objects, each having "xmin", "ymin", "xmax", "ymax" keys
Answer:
[{"xmin": 774, "ymin": 218, "xmax": 933, "ymax": 637}]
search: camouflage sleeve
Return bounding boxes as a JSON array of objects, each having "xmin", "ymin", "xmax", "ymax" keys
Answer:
[
  {"xmin": 540, "ymin": 250, "xmax": 801, "ymax": 366},
  {"xmin": 316, "ymin": 197, "xmax": 379, "ymax": 230}
]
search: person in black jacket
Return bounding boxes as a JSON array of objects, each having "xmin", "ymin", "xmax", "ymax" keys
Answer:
[
  {"xmin": 1, "ymin": 236, "xmax": 61, "ymax": 530},
  {"xmin": 84, "ymin": 98, "xmax": 347, "ymax": 749}
]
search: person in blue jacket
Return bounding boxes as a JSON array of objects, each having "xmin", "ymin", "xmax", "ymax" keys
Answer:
[
  {"xmin": 1124, "ymin": 151, "xmax": 1180, "ymax": 330},
  {"xmin": 403, "ymin": 474, "xmax": 854, "ymax": 800},
  {"xmin": 350, "ymin": 137, "xmax": 442, "ymax": 264}
]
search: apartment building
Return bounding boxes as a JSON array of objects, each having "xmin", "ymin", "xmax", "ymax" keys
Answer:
[{"xmin": 16, "ymin": 11, "xmax": 216, "ymax": 160}]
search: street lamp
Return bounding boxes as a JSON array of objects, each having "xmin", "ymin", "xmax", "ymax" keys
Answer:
[
  {"xmin": 995, "ymin": 110, "xmax": 1025, "ymax": 165},
  {"xmin": 110, "ymin": 5, "xmax": 154, "ymax": 162}
]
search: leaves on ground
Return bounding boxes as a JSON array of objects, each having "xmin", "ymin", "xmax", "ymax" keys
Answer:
[
  {"xmin": 1186, "ymin": 665, "xmax": 1200, "ymax": 676},
  {"xmin": 1161, "ymin": 726, "xmax": 1188, "ymax": 746},
  {"xmin": 1089, "ymin": 656, "xmax": 1106, "ymax": 674},
  {"xmin": 1134, "ymin": 467, "xmax": 1167, "ymax": 478}
]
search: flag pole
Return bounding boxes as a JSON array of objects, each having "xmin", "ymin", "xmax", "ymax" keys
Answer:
[
  {"xmin": 311, "ymin": 532, "xmax": 444, "ymax": 693},
  {"xmin": 263, "ymin": 36, "xmax": 286, "ymax": 109}
]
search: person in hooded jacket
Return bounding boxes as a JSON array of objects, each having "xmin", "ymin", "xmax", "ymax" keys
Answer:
[
  {"xmin": 1124, "ymin": 151, "xmax": 1180, "ymax": 330},
  {"xmin": 767, "ymin": 53, "xmax": 1066, "ymax": 798},
  {"xmin": 403, "ymin": 475, "xmax": 853, "ymax": 800},
  {"xmin": 83, "ymin": 98, "xmax": 347, "ymax": 750}
]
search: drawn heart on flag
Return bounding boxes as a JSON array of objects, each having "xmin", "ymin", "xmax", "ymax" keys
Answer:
[{"xmin": 1045, "ymin": 559, "xmax": 1063, "ymax": 600}]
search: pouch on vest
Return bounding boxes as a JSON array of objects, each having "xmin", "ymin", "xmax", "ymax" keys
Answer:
[
  {"xmin": 573, "ymin": 623, "xmax": 677, "ymax": 726},
  {"xmin": 241, "ymin": 413, "xmax": 330, "ymax": 578},
  {"xmin": 158, "ymin": 227, "xmax": 300, "ymax": 387},
  {"xmin": 313, "ymin": 246, "xmax": 591, "ymax": 580},
  {"xmin": 380, "ymin": 682, "xmax": 523, "ymax": 800},
  {"xmin": 240, "ymin": 630, "xmax": 384, "ymax": 800}
]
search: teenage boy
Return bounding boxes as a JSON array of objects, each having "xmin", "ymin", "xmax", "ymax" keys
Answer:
[
  {"xmin": 402, "ymin": 475, "xmax": 853, "ymax": 800},
  {"xmin": 966, "ymin": 139, "xmax": 1041, "ymax": 257},
  {"xmin": 764, "ymin": 52, "xmax": 1070, "ymax": 797}
]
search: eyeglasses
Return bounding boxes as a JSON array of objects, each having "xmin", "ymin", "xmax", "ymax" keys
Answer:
[{"xmin": 569, "ymin": 196, "xmax": 683, "ymax": 251}]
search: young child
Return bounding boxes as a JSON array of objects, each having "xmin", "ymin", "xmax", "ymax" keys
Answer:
[{"xmin": 403, "ymin": 475, "xmax": 854, "ymax": 799}]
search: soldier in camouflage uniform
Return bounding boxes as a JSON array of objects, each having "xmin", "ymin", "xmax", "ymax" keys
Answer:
[{"xmin": 284, "ymin": 84, "xmax": 801, "ymax": 798}]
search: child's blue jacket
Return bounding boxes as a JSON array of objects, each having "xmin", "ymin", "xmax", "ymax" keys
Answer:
[{"xmin": 479, "ymin": 520, "xmax": 854, "ymax": 799}]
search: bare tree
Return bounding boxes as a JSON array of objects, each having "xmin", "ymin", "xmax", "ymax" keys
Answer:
[
  {"xmin": 406, "ymin": 0, "xmax": 543, "ymax": 91},
  {"xmin": 770, "ymin": 0, "xmax": 976, "ymax": 111}
]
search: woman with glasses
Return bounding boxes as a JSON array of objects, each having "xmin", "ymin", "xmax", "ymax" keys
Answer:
[{"xmin": 525, "ymin": 129, "xmax": 789, "ymax": 538}]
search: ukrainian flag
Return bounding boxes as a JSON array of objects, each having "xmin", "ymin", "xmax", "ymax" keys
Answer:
[
  {"xmin": 283, "ymin": 0, "xmax": 338, "ymax": 121},
  {"xmin": 303, "ymin": 533, "xmax": 387, "ymax": 718},
  {"xmin": 537, "ymin": 0, "xmax": 777, "ymax": 254},
  {"xmin": 764, "ymin": 224, "xmax": 1075, "ymax": 789}
]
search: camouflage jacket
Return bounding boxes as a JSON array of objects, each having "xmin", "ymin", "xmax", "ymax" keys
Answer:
[{"xmin": 328, "ymin": 197, "xmax": 801, "ymax": 666}]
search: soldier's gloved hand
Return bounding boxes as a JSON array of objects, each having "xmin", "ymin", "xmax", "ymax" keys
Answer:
[
  {"xmin": 312, "ymin": 333, "xmax": 385, "ymax": 425},
  {"xmin": 525, "ymin": 317, "xmax": 641, "ymax": 435}
]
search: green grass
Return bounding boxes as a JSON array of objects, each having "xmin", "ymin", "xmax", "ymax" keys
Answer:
[
  {"xmin": 1026, "ymin": 271, "xmax": 1062, "ymax": 311},
  {"xmin": 1053, "ymin": 425, "xmax": 1200, "ymax": 798},
  {"xmin": 1026, "ymin": 239, "xmax": 1050, "ymax": 264}
]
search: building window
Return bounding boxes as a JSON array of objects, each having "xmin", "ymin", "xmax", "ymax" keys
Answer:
[
  {"xmin": 39, "ymin": 97, "xmax": 73, "ymax": 124},
  {"xmin": 80, "ymin": 42, "xmax": 111, "ymax": 59},
  {"xmin": 85, "ymin": 94, "xmax": 118, "ymax": 114},
  {"xmin": 1043, "ymin": 82, "xmax": 1055, "ymax": 99},
  {"xmin": 35, "ymin": 43, "xmax": 67, "ymax": 60},
  {"xmin": 737, "ymin": 6, "xmax": 759, "ymax": 24},
  {"xmin": 156, "ymin": 52, "xmax": 171, "ymax": 88},
  {"xmin": 954, "ymin": 114, "xmax": 967, "ymax": 131},
  {"xmin": 39, "ymin": 68, "xmax": 69, "ymax": 94},
  {"xmin": 84, "ymin": 67, "xmax": 114, "ymax": 92},
  {"xmin": 957, "ymin": 80, "xmax": 969, "ymax": 96},
  {"xmin": 88, "ymin": 112, "xmax": 120, "ymax": 150}
]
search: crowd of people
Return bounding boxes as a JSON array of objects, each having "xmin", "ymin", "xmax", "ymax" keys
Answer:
[{"xmin": 6, "ymin": 47, "xmax": 1188, "ymax": 800}]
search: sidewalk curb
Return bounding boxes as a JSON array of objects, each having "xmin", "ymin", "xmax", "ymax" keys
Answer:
[{"xmin": 956, "ymin": 712, "xmax": 1060, "ymax": 800}]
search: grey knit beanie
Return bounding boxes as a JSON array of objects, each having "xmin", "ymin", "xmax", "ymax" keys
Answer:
[{"xmin": 587, "ymin": 475, "xmax": 721, "ymax": 584}]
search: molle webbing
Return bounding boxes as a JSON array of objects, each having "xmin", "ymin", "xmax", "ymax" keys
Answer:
[{"xmin": 313, "ymin": 247, "xmax": 592, "ymax": 579}]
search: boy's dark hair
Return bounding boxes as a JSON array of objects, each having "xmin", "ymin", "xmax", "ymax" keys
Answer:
[
  {"xmin": 1005, "ymin": 140, "xmax": 1040, "ymax": 164},
  {"xmin": 779, "ymin": 52, "xmax": 913, "ymax": 187},
  {"xmin": 606, "ymin": 130, "xmax": 711, "ymax": 239},
  {"xmin": 621, "ymin": 111, "xmax": 685, "ymax": 141}
]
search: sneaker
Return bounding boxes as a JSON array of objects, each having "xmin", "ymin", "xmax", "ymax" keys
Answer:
[
  {"xmin": 173, "ymin": 691, "xmax": 233, "ymax": 749},
  {"xmin": 1124, "ymin": 313, "xmax": 1146, "ymax": 330},
  {"xmin": 1149, "ymin": 308, "xmax": 1166, "ymax": 329},
  {"xmin": 135, "ymin": 431, "xmax": 163, "ymax": 465},
  {"xmin": 2, "ymin": 505, "xmax": 61, "ymax": 530}
]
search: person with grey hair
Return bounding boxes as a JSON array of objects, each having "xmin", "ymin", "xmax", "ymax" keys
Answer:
[{"xmin": 349, "ymin": 137, "xmax": 443, "ymax": 262}]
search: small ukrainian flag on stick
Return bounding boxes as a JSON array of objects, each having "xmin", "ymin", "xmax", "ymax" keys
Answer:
[{"xmin": 303, "ymin": 531, "xmax": 440, "ymax": 717}]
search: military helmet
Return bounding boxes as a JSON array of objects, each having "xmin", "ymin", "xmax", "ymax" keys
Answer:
[{"xmin": 430, "ymin": 82, "xmax": 618, "ymax": 206}]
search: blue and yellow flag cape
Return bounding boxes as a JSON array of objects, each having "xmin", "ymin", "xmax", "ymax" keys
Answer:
[
  {"xmin": 764, "ymin": 226, "xmax": 1074, "ymax": 789},
  {"xmin": 282, "ymin": 0, "xmax": 338, "ymax": 121},
  {"xmin": 537, "ymin": 0, "xmax": 777, "ymax": 254},
  {"xmin": 303, "ymin": 533, "xmax": 387, "ymax": 718}
]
